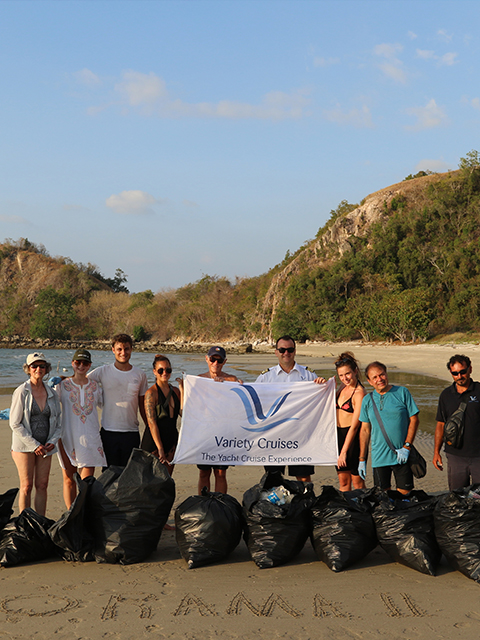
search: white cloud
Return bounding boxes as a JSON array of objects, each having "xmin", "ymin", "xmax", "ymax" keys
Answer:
[
  {"xmin": 415, "ymin": 158, "xmax": 452, "ymax": 172},
  {"xmin": 92, "ymin": 70, "xmax": 311, "ymax": 120},
  {"xmin": 437, "ymin": 29, "xmax": 453, "ymax": 43},
  {"xmin": 470, "ymin": 98, "xmax": 480, "ymax": 110},
  {"xmin": 416, "ymin": 49, "xmax": 435, "ymax": 60},
  {"xmin": 105, "ymin": 190, "xmax": 160, "ymax": 215},
  {"xmin": 74, "ymin": 68, "xmax": 101, "ymax": 87},
  {"xmin": 324, "ymin": 104, "xmax": 373, "ymax": 128},
  {"xmin": 374, "ymin": 43, "xmax": 403, "ymax": 59},
  {"xmin": 440, "ymin": 52, "xmax": 458, "ymax": 66},
  {"xmin": 313, "ymin": 56, "xmax": 340, "ymax": 68},
  {"xmin": 416, "ymin": 49, "xmax": 458, "ymax": 66},
  {"xmin": 405, "ymin": 99, "xmax": 447, "ymax": 130},
  {"xmin": 183, "ymin": 200, "xmax": 199, "ymax": 207},
  {"xmin": 0, "ymin": 214, "xmax": 29, "ymax": 224},
  {"xmin": 407, "ymin": 31, "xmax": 417, "ymax": 40},
  {"xmin": 374, "ymin": 43, "xmax": 406, "ymax": 83},
  {"xmin": 379, "ymin": 62, "xmax": 407, "ymax": 83}
]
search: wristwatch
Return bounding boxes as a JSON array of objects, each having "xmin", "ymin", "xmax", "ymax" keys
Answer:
[{"xmin": 404, "ymin": 442, "xmax": 411, "ymax": 448}]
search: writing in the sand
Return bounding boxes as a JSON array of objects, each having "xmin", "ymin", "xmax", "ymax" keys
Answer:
[{"xmin": 0, "ymin": 591, "xmax": 426, "ymax": 621}]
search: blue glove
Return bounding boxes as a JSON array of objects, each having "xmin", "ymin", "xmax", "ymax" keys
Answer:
[
  {"xmin": 48, "ymin": 376, "xmax": 62, "ymax": 387},
  {"xmin": 358, "ymin": 461, "xmax": 367, "ymax": 480},
  {"xmin": 396, "ymin": 447, "xmax": 410, "ymax": 464}
]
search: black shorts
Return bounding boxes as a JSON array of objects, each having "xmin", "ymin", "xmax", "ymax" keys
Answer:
[
  {"xmin": 100, "ymin": 429, "xmax": 140, "ymax": 468},
  {"xmin": 264, "ymin": 465, "xmax": 315, "ymax": 478},
  {"xmin": 373, "ymin": 463, "xmax": 414, "ymax": 491},
  {"xmin": 197, "ymin": 465, "xmax": 229, "ymax": 471},
  {"xmin": 335, "ymin": 426, "xmax": 360, "ymax": 475}
]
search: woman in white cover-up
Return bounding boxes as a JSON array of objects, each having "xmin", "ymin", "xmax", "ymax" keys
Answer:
[{"xmin": 56, "ymin": 348, "xmax": 105, "ymax": 508}]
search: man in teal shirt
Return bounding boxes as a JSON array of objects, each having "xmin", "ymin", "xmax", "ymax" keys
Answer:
[{"xmin": 359, "ymin": 361, "xmax": 419, "ymax": 494}]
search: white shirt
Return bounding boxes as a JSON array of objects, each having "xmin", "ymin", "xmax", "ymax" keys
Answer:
[
  {"xmin": 88, "ymin": 364, "xmax": 148, "ymax": 433},
  {"xmin": 255, "ymin": 362, "xmax": 317, "ymax": 384}
]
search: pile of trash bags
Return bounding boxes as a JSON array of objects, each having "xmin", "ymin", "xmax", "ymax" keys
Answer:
[{"xmin": 0, "ymin": 449, "xmax": 175, "ymax": 567}]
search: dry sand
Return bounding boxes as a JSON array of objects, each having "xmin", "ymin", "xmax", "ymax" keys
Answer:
[{"xmin": 0, "ymin": 343, "xmax": 479, "ymax": 639}]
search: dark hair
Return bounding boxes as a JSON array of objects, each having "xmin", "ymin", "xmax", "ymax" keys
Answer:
[
  {"xmin": 111, "ymin": 333, "xmax": 133, "ymax": 348},
  {"xmin": 365, "ymin": 361, "xmax": 387, "ymax": 379},
  {"xmin": 275, "ymin": 335, "xmax": 296, "ymax": 350},
  {"xmin": 447, "ymin": 354, "xmax": 471, "ymax": 371},
  {"xmin": 153, "ymin": 354, "xmax": 171, "ymax": 369},
  {"xmin": 335, "ymin": 351, "xmax": 361, "ymax": 379}
]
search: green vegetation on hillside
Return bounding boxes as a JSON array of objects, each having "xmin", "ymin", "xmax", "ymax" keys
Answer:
[{"xmin": 2, "ymin": 152, "xmax": 480, "ymax": 344}]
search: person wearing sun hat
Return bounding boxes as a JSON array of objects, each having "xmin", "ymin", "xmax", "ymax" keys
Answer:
[{"xmin": 9, "ymin": 352, "xmax": 62, "ymax": 516}]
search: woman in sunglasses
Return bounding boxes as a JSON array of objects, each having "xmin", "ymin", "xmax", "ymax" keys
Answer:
[
  {"xmin": 55, "ymin": 348, "xmax": 105, "ymax": 508},
  {"xmin": 142, "ymin": 354, "xmax": 182, "ymax": 476},
  {"xmin": 9, "ymin": 352, "xmax": 62, "ymax": 515},
  {"xmin": 335, "ymin": 351, "xmax": 366, "ymax": 491}
]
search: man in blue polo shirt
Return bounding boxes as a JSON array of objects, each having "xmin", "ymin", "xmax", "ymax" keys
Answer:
[{"xmin": 359, "ymin": 361, "xmax": 419, "ymax": 494}]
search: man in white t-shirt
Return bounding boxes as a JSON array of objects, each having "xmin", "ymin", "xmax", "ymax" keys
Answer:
[{"xmin": 89, "ymin": 333, "xmax": 148, "ymax": 467}]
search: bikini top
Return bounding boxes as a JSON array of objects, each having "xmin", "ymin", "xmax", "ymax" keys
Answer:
[{"xmin": 336, "ymin": 382, "xmax": 362, "ymax": 414}]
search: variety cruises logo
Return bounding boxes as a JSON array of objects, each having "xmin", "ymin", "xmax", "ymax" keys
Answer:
[{"xmin": 231, "ymin": 385, "xmax": 298, "ymax": 432}]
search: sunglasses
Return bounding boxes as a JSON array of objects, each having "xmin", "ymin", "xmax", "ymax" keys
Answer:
[
  {"xmin": 30, "ymin": 363, "xmax": 47, "ymax": 370},
  {"xmin": 209, "ymin": 356, "xmax": 225, "ymax": 364},
  {"xmin": 451, "ymin": 368, "xmax": 468, "ymax": 377},
  {"xmin": 155, "ymin": 367, "xmax": 172, "ymax": 375},
  {"xmin": 277, "ymin": 347, "xmax": 295, "ymax": 354},
  {"xmin": 74, "ymin": 360, "xmax": 90, "ymax": 366}
]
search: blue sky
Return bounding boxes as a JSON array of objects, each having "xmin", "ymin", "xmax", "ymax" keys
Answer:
[{"xmin": 1, "ymin": 0, "xmax": 478, "ymax": 293}]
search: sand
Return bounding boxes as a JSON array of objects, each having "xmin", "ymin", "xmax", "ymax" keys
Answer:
[{"xmin": 0, "ymin": 343, "xmax": 479, "ymax": 639}]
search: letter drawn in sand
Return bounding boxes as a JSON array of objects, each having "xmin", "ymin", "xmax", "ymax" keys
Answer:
[
  {"xmin": 1, "ymin": 594, "xmax": 79, "ymax": 622},
  {"xmin": 313, "ymin": 594, "xmax": 350, "ymax": 619},
  {"xmin": 227, "ymin": 593, "xmax": 301, "ymax": 618},
  {"xmin": 173, "ymin": 594, "xmax": 216, "ymax": 617},
  {"xmin": 380, "ymin": 593, "xmax": 425, "ymax": 618},
  {"xmin": 101, "ymin": 594, "xmax": 156, "ymax": 620}
]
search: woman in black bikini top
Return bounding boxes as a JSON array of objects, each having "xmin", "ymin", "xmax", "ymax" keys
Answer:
[{"xmin": 335, "ymin": 352, "xmax": 366, "ymax": 492}]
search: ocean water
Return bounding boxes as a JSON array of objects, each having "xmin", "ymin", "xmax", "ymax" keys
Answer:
[{"xmin": 0, "ymin": 348, "xmax": 446, "ymax": 435}]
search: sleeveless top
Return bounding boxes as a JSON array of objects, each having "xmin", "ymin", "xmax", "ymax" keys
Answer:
[
  {"xmin": 30, "ymin": 396, "xmax": 51, "ymax": 445},
  {"xmin": 141, "ymin": 384, "xmax": 181, "ymax": 455}
]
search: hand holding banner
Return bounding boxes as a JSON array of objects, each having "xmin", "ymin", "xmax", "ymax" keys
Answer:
[{"xmin": 173, "ymin": 375, "xmax": 337, "ymax": 466}]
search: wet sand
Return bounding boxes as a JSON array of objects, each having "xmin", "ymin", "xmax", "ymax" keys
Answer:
[{"xmin": 0, "ymin": 343, "xmax": 479, "ymax": 639}]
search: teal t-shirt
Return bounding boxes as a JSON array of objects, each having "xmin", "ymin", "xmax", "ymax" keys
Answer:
[{"xmin": 359, "ymin": 385, "xmax": 419, "ymax": 467}]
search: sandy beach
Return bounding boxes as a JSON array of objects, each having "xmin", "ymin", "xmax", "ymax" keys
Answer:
[{"xmin": 0, "ymin": 342, "xmax": 479, "ymax": 639}]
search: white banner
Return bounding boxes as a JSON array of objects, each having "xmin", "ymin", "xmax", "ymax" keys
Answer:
[{"xmin": 173, "ymin": 375, "xmax": 337, "ymax": 466}]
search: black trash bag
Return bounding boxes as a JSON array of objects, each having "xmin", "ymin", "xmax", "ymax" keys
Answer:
[
  {"xmin": 243, "ymin": 472, "xmax": 315, "ymax": 569},
  {"xmin": 175, "ymin": 488, "xmax": 244, "ymax": 569},
  {"xmin": 88, "ymin": 448, "xmax": 176, "ymax": 564},
  {"xmin": 373, "ymin": 489, "xmax": 441, "ymax": 576},
  {"xmin": 311, "ymin": 486, "xmax": 377, "ymax": 572},
  {"xmin": 0, "ymin": 508, "xmax": 57, "ymax": 567},
  {"xmin": 0, "ymin": 488, "xmax": 19, "ymax": 531},
  {"xmin": 48, "ymin": 475, "xmax": 96, "ymax": 562},
  {"xmin": 434, "ymin": 484, "xmax": 480, "ymax": 583}
]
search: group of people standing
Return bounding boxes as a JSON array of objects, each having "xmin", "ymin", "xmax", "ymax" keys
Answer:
[{"xmin": 8, "ymin": 332, "xmax": 480, "ymax": 517}]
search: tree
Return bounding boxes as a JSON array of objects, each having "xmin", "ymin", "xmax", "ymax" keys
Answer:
[
  {"xmin": 30, "ymin": 286, "xmax": 78, "ymax": 340},
  {"xmin": 104, "ymin": 268, "xmax": 129, "ymax": 293},
  {"xmin": 459, "ymin": 150, "xmax": 480, "ymax": 173}
]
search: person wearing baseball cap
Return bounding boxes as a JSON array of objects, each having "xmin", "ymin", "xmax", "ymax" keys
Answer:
[
  {"xmin": 9, "ymin": 352, "xmax": 62, "ymax": 516},
  {"xmin": 55, "ymin": 348, "xmax": 106, "ymax": 508},
  {"xmin": 196, "ymin": 346, "xmax": 243, "ymax": 494}
]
